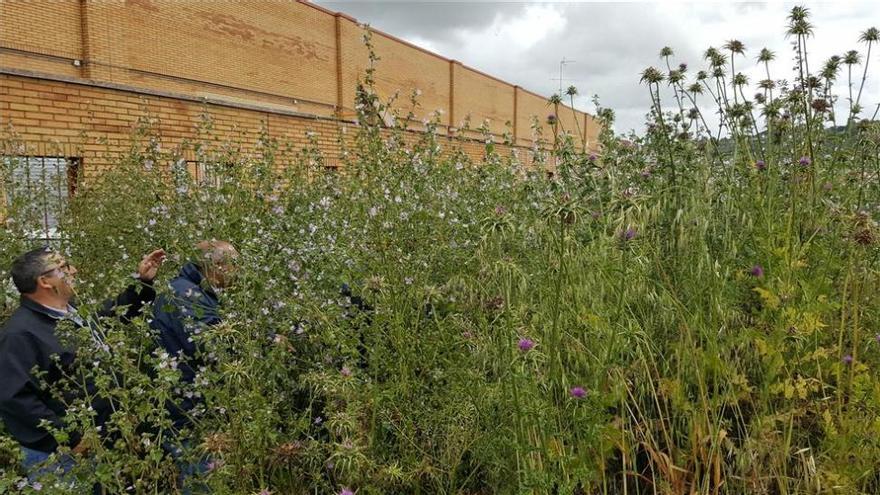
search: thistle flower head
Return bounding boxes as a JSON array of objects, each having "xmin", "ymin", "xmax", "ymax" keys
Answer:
[
  {"xmin": 755, "ymin": 160, "xmax": 767, "ymax": 171},
  {"xmin": 570, "ymin": 386, "xmax": 587, "ymax": 399},
  {"xmin": 757, "ymin": 47, "xmax": 776, "ymax": 63},
  {"xmin": 842, "ymin": 354, "xmax": 853, "ymax": 365},
  {"xmin": 640, "ymin": 67, "xmax": 665, "ymax": 85},
  {"xmin": 844, "ymin": 50, "xmax": 862, "ymax": 65},
  {"xmin": 859, "ymin": 27, "xmax": 879, "ymax": 44},
  {"xmin": 749, "ymin": 264, "xmax": 764, "ymax": 278},
  {"xmin": 798, "ymin": 156, "xmax": 812, "ymax": 166},
  {"xmin": 518, "ymin": 338, "xmax": 535, "ymax": 352}
]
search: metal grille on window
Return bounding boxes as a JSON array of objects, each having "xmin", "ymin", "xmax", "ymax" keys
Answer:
[
  {"xmin": 2, "ymin": 156, "xmax": 79, "ymax": 240},
  {"xmin": 186, "ymin": 160, "xmax": 223, "ymax": 188}
]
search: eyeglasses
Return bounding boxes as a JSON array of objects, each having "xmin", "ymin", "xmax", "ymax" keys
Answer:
[{"xmin": 40, "ymin": 261, "xmax": 71, "ymax": 277}]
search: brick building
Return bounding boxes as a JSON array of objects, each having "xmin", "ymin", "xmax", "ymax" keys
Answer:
[{"xmin": 0, "ymin": 0, "xmax": 600, "ymax": 233}]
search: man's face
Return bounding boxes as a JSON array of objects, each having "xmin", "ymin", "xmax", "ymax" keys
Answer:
[
  {"xmin": 205, "ymin": 251, "xmax": 239, "ymax": 289},
  {"xmin": 39, "ymin": 253, "xmax": 78, "ymax": 301}
]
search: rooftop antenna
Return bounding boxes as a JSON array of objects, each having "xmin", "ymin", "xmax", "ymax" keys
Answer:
[{"xmin": 551, "ymin": 57, "xmax": 576, "ymax": 95}]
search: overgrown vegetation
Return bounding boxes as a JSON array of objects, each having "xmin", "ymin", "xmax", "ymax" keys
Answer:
[{"xmin": 2, "ymin": 9, "xmax": 880, "ymax": 494}]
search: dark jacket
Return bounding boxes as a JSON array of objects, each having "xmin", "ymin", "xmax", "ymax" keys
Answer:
[
  {"xmin": 150, "ymin": 263, "xmax": 220, "ymax": 429},
  {"xmin": 0, "ymin": 282, "xmax": 155, "ymax": 452}
]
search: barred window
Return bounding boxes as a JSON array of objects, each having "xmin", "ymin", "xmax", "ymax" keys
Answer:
[
  {"xmin": 185, "ymin": 160, "xmax": 224, "ymax": 188},
  {"xmin": 2, "ymin": 156, "xmax": 79, "ymax": 240}
]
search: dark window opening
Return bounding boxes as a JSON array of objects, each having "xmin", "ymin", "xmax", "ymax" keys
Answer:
[{"xmin": 2, "ymin": 156, "xmax": 80, "ymax": 240}]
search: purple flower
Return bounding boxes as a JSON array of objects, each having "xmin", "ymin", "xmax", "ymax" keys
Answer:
[
  {"xmin": 339, "ymin": 488, "xmax": 355, "ymax": 495},
  {"xmin": 341, "ymin": 366, "xmax": 352, "ymax": 377},
  {"xmin": 588, "ymin": 153, "xmax": 598, "ymax": 162},
  {"xmin": 798, "ymin": 156, "xmax": 811, "ymax": 167},
  {"xmin": 494, "ymin": 205, "xmax": 507, "ymax": 216},
  {"xmin": 547, "ymin": 114, "xmax": 558, "ymax": 125},
  {"xmin": 755, "ymin": 160, "xmax": 766, "ymax": 171},
  {"xmin": 749, "ymin": 265, "xmax": 764, "ymax": 278},
  {"xmin": 259, "ymin": 489, "xmax": 271, "ymax": 495},
  {"xmin": 622, "ymin": 228, "xmax": 637, "ymax": 241},
  {"xmin": 518, "ymin": 338, "xmax": 535, "ymax": 352},
  {"xmin": 570, "ymin": 386, "xmax": 587, "ymax": 399},
  {"xmin": 875, "ymin": 333, "xmax": 880, "ymax": 344},
  {"xmin": 842, "ymin": 354, "xmax": 853, "ymax": 365}
]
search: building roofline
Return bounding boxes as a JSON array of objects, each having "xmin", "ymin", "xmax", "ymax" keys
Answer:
[{"xmin": 296, "ymin": 0, "xmax": 594, "ymax": 119}]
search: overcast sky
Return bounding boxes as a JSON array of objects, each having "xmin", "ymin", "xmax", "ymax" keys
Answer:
[{"xmin": 315, "ymin": 1, "xmax": 880, "ymax": 136}]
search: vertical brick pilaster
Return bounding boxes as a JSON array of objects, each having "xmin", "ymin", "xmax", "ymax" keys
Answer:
[
  {"xmin": 513, "ymin": 85, "xmax": 519, "ymax": 144},
  {"xmin": 334, "ymin": 13, "xmax": 344, "ymax": 118},
  {"xmin": 79, "ymin": 0, "xmax": 91, "ymax": 79},
  {"xmin": 583, "ymin": 112, "xmax": 589, "ymax": 151},
  {"xmin": 448, "ymin": 60, "xmax": 456, "ymax": 134}
]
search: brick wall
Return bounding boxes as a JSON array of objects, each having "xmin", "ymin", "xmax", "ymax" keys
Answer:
[{"xmin": 0, "ymin": 0, "xmax": 599, "ymax": 173}]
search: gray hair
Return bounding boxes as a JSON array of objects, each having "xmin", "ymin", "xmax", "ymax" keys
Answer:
[{"xmin": 10, "ymin": 246, "xmax": 54, "ymax": 294}]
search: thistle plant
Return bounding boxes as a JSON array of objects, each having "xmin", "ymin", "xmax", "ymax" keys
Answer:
[{"xmin": 1, "ymin": 6, "xmax": 880, "ymax": 495}]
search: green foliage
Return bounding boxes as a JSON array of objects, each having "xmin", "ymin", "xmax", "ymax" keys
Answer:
[{"xmin": 1, "ymin": 10, "xmax": 880, "ymax": 494}]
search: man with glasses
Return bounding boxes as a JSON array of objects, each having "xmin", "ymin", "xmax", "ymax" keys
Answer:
[{"xmin": 0, "ymin": 246, "xmax": 165, "ymax": 481}]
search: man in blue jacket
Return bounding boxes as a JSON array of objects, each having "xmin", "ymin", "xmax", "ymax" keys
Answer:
[
  {"xmin": 150, "ymin": 240, "xmax": 236, "ymax": 492},
  {"xmin": 151, "ymin": 240, "xmax": 237, "ymax": 430},
  {"xmin": 0, "ymin": 246, "xmax": 165, "ymax": 480}
]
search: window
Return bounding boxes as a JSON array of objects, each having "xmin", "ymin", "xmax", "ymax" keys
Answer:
[
  {"xmin": 185, "ymin": 160, "xmax": 224, "ymax": 188},
  {"xmin": 2, "ymin": 156, "xmax": 79, "ymax": 240}
]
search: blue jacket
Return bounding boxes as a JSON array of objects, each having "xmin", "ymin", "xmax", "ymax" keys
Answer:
[{"xmin": 150, "ymin": 262, "xmax": 220, "ymax": 429}]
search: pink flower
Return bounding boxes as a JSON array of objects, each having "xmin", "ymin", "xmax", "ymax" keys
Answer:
[
  {"xmin": 570, "ymin": 386, "xmax": 587, "ymax": 399},
  {"xmin": 518, "ymin": 338, "xmax": 535, "ymax": 352}
]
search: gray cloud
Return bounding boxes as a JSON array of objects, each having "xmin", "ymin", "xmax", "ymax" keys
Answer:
[{"xmin": 316, "ymin": 1, "xmax": 880, "ymax": 135}]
